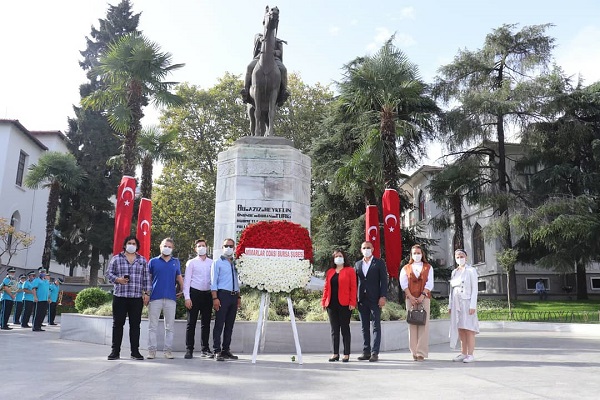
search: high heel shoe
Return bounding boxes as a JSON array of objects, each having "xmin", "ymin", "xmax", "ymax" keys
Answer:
[
  {"xmin": 328, "ymin": 355, "xmax": 340, "ymax": 362},
  {"xmin": 342, "ymin": 356, "xmax": 349, "ymax": 363}
]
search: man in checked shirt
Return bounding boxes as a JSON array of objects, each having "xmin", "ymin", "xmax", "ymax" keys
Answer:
[{"xmin": 106, "ymin": 235, "xmax": 152, "ymax": 361}]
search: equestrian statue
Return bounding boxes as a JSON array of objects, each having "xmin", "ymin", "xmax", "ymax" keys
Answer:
[{"xmin": 241, "ymin": 5, "xmax": 289, "ymax": 136}]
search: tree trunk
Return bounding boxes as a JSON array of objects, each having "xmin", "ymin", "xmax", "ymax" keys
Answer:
[
  {"xmin": 451, "ymin": 193, "xmax": 464, "ymax": 250},
  {"xmin": 140, "ymin": 155, "xmax": 153, "ymax": 199},
  {"xmin": 381, "ymin": 111, "xmax": 399, "ymax": 191},
  {"xmin": 89, "ymin": 245, "xmax": 101, "ymax": 286},
  {"xmin": 388, "ymin": 277, "xmax": 400, "ymax": 304},
  {"xmin": 122, "ymin": 81, "xmax": 144, "ymax": 177},
  {"xmin": 42, "ymin": 181, "xmax": 61, "ymax": 272},
  {"xmin": 69, "ymin": 263, "xmax": 75, "ymax": 277},
  {"xmin": 575, "ymin": 260, "xmax": 588, "ymax": 300}
]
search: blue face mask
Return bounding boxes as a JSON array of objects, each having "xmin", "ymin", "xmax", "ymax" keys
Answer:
[{"xmin": 39, "ymin": 273, "xmax": 46, "ymax": 278}]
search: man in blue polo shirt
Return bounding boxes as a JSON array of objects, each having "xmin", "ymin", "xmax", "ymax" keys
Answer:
[
  {"xmin": 21, "ymin": 271, "xmax": 36, "ymax": 328},
  {"xmin": 147, "ymin": 238, "xmax": 183, "ymax": 360},
  {"xmin": 13, "ymin": 274, "xmax": 27, "ymax": 325},
  {"xmin": 47, "ymin": 277, "xmax": 62, "ymax": 325},
  {"xmin": 31, "ymin": 267, "xmax": 50, "ymax": 332},
  {"xmin": 1, "ymin": 267, "xmax": 17, "ymax": 330},
  {"xmin": 211, "ymin": 238, "xmax": 241, "ymax": 361}
]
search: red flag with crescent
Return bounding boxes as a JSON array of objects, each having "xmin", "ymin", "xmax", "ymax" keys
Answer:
[
  {"xmin": 113, "ymin": 175, "xmax": 136, "ymax": 255},
  {"xmin": 382, "ymin": 189, "xmax": 402, "ymax": 278},
  {"xmin": 136, "ymin": 198, "xmax": 152, "ymax": 262},
  {"xmin": 365, "ymin": 205, "xmax": 381, "ymax": 258}
]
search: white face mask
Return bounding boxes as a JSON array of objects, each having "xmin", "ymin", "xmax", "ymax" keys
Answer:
[
  {"xmin": 362, "ymin": 248, "xmax": 372, "ymax": 258},
  {"xmin": 456, "ymin": 257, "xmax": 466, "ymax": 266},
  {"xmin": 196, "ymin": 246, "xmax": 207, "ymax": 256},
  {"xmin": 223, "ymin": 247, "xmax": 234, "ymax": 256},
  {"xmin": 412, "ymin": 254, "xmax": 422, "ymax": 263},
  {"xmin": 334, "ymin": 256, "xmax": 344, "ymax": 266},
  {"xmin": 162, "ymin": 247, "xmax": 173, "ymax": 256},
  {"xmin": 125, "ymin": 244, "xmax": 137, "ymax": 254}
]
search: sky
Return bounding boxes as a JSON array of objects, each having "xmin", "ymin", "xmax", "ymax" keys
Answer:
[{"xmin": 1, "ymin": 0, "xmax": 599, "ymax": 160}]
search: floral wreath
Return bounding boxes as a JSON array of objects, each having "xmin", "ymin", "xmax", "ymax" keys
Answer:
[{"xmin": 235, "ymin": 221, "xmax": 313, "ymax": 293}]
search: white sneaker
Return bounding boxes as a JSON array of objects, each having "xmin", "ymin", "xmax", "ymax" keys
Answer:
[
  {"xmin": 452, "ymin": 354, "xmax": 467, "ymax": 362},
  {"xmin": 463, "ymin": 355, "xmax": 475, "ymax": 363},
  {"xmin": 164, "ymin": 351, "xmax": 174, "ymax": 359},
  {"xmin": 147, "ymin": 350, "xmax": 156, "ymax": 359}
]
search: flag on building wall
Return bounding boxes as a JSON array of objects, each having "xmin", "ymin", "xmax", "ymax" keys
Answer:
[
  {"xmin": 112, "ymin": 175, "xmax": 136, "ymax": 255},
  {"xmin": 136, "ymin": 198, "xmax": 152, "ymax": 262},
  {"xmin": 365, "ymin": 205, "xmax": 381, "ymax": 258},
  {"xmin": 382, "ymin": 189, "xmax": 402, "ymax": 278}
]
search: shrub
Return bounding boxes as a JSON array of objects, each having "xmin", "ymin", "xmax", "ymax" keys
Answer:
[
  {"xmin": 429, "ymin": 297, "xmax": 441, "ymax": 319},
  {"xmin": 75, "ymin": 287, "xmax": 110, "ymax": 313}
]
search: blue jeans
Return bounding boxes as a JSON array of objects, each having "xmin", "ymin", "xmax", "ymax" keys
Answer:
[{"xmin": 358, "ymin": 301, "xmax": 381, "ymax": 354}]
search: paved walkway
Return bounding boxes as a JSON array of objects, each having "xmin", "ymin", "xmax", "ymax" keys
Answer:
[{"xmin": 2, "ymin": 322, "xmax": 599, "ymax": 400}]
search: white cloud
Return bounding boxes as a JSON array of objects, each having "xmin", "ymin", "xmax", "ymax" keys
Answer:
[
  {"xmin": 556, "ymin": 25, "xmax": 600, "ymax": 85},
  {"xmin": 397, "ymin": 6, "xmax": 416, "ymax": 20},
  {"xmin": 367, "ymin": 27, "xmax": 415, "ymax": 52},
  {"xmin": 329, "ymin": 26, "xmax": 340, "ymax": 36}
]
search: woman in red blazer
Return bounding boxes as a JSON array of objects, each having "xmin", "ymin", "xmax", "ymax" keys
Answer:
[{"xmin": 321, "ymin": 249, "xmax": 357, "ymax": 362}]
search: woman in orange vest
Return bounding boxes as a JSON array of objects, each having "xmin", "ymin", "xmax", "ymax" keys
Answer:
[
  {"xmin": 400, "ymin": 244, "xmax": 434, "ymax": 361},
  {"xmin": 321, "ymin": 249, "xmax": 357, "ymax": 362}
]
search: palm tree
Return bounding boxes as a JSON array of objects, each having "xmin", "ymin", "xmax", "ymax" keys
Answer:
[
  {"xmin": 81, "ymin": 33, "xmax": 184, "ymax": 177},
  {"xmin": 25, "ymin": 152, "xmax": 86, "ymax": 271},
  {"xmin": 137, "ymin": 126, "xmax": 182, "ymax": 199},
  {"xmin": 337, "ymin": 37, "xmax": 437, "ymax": 193}
]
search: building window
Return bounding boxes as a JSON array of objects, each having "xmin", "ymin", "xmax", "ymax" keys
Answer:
[
  {"xmin": 591, "ymin": 277, "xmax": 600, "ymax": 290},
  {"xmin": 418, "ymin": 190, "xmax": 425, "ymax": 221},
  {"xmin": 472, "ymin": 223, "xmax": 485, "ymax": 264},
  {"xmin": 478, "ymin": 281, "xmax": 487, "ymax": 292},
  {"xmin": 526, "ymin": 277, "xmax": 550, "ymax": 291},
  {"xmin": 16, "ymin": 151, "xmax": 27, "ymax": 186}
]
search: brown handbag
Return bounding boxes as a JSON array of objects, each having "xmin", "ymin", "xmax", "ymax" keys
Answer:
[{"xmin": 406, "ymin": 304, "xmax": 427, "ymax": 325}]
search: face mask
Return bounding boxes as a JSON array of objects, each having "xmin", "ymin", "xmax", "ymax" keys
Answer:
[
  {"xmin": 196, "ymin": 246, "xmax": 207, "ymax": 256},
  {"xmin": 412, "ymin": 254, "xmax": 422, "ymax": 263},
  {"xmin": 456, "ymin": 257, "xmax": 466, "ymax": 266},
  {"xmin": 334, "ymin": 257, "xmax": 344, "ymax": 266},
  {"xmin": 125, "ymin": 244, "xmax": 137, "ymax": 254},
  {"xmin": 162, "ymin": 247, "xmax": 173, "ymax": 256},
  {"xmin": 223, "ymin": 247, "xmax": 234, "ymax": 257},
  {"xmin": 39, "ymin": 273, "xmax": 46, "ymax": 278},
  {"xmin": 362, "ymin": 248, "xmax": 372, "ymax": 258}
]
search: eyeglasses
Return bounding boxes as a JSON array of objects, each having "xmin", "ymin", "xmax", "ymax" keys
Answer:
[{"xmin": 223, "ymin": 245, "xmax": 234, "ymax": 248}]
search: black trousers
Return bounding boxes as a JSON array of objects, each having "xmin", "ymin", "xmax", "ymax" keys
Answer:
[
  {"xmin": 21, "ymin": 300, "xmax": 34, "ymax": 327},
  {"xmin": 48, "ymin": 301, "xmax": 57, "ymax": 324},
  {"xmin": 1, "ymin": 299, "xmax": 14, "ymax": 328},
  {"xmin": 327, "ymin": 304, "xmax": 352, "ymax": 355},
  {"xmin": 186, "ymin": 288, "xmax": 213, "ymax": 351},
  {"xmin": 33, "ymin": 301, "xmax": 48, "ymax": 330},
  {"xmin": 212, "ymin": 291, "xmax": 238, "ymax": 353},
  {"xmin": 111, "ymin": 296, "xmax": 143, "ymax": 354},
  {"xmin": 13, "ymin": 301, "xmax": 23, "ymax": 324}
]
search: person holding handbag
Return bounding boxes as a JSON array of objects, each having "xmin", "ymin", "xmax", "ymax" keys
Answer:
[
  {"xmin": 400, "ymin": 244, "xmax": 434, "ymax": 361},
  {"xmin": 321, "ymin": 249, "xmax": 357, "ymax": 362},
  {"xmin": 449, "ymin": 249, "xmax": 480, "ymax": 363}
]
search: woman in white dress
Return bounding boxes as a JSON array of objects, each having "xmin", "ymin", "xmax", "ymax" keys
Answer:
[{"xmin": 448, "ymin": 249, "xmax": 479, "ymax": 363}]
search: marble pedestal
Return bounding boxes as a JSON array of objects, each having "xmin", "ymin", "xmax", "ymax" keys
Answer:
[{"xmin": 213, "ymin": 136, "xmax": 311, "ymax": 256}]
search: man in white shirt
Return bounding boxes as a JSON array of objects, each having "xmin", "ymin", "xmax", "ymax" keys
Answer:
[{"xmin": 183, "ymin": 239, "xmax": 213, "ymax": 359}]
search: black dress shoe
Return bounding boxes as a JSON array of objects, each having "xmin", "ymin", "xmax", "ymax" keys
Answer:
[
  {"xmin": 130, "ymin": 353, "xmax": 144, "ymax": 360},
  {"xmin": 342, "ymin": 356, "xmax": 350, "ymax": 363},
  {"xmin": 215, "ymin": 352, "xmax": 225, "ymax": 361},
  {"xmin": 107, "ymin": 352, "xmax": 120, "ymax": 360},
  {"xmin": 221, "ymin": 350, "xmax": 238, "ymax": 360},
  {"xmin": 32, "ymin": 328, "xmax": 45, "ymax": 332},
  {"xmin": 369, "ymin": 353, "xmax": 379, "ymax": 362},
  {"xmin": 1, "ymin": 326, "xmax": 12, "ymax": 330},
  {"xmin": 21, "ymin": 325, "xmax": 30, "ymax": 328},
  {"xmin": 328, "ymin": 355, "xmax": 340, "ymax": 362},
  {"xmin": 49, "ymin": 323, "xmax": 58, "ymax": 326},
  {"xmin": 357, "ymin": 353, "xmax": 371, "ymax": 361},
  {"xmin": 184, "ymin": 350, "xmax": 193, "ymax": 359}
]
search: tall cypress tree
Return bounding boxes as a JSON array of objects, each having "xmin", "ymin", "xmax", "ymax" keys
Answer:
[{"xmin": 55, "ymin": 1, "xmax": 141, "ymax": 285}]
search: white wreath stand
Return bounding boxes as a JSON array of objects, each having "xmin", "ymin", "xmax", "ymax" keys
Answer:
[{"xmin": 251, "ymin": 292, "xmax": 303, "ymax": 364}]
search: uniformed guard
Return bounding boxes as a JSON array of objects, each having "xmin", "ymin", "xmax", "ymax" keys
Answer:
[
  {"xmin": 47, "ymin": 277, "xmax": 61, "ymax": 325},
  {"xmin": 13, "ymin": 274, "xmax": 26, "ymax": 325},
  {"xmin": 1, "ymin": 267, "xmax": 17, "ymax": 330},
  {"xmin": 31, "ymin": 267, "xmax": 50, "ymax": 332},
  {"xmin": 21, "ymin": 271, "xmax": 36, "ymax": 328}
]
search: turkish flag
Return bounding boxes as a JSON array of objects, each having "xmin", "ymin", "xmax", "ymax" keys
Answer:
[
  {"xmin": 136, "ymin": 198, "xmax": 152, "ymax": 262},
  {"xmin": 365, "ymin": 205, "xmax": 381, "ymax": 258},
  {"xmin": 112, "ymin": 175, "xmax": 136, "ymax": 255},
  {"xmin": 382, "ymin": 189, "xmax": 402, "ymax": 278}
]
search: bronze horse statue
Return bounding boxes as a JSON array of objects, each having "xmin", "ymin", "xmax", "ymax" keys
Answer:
[{"xmin": 248, "ymin": 6, "xmax": 281, "ymax": 136}]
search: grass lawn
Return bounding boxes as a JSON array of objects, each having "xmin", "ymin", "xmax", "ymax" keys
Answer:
[{"xmin": 512, "ymin": 300, "xmax": 600, "ymax": 312}]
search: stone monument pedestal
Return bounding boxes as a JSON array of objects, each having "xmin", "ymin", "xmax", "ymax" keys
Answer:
[{"xmin": 213, "ymin": 136, "xmax": 311, "ymax": 256}]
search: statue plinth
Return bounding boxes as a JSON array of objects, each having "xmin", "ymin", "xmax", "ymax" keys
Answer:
[{"xmin": 213, "ymin": 136, "xmax": 311, "ymax": 257}]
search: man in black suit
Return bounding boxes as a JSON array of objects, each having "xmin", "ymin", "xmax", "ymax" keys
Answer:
[{"xmin": 355, "ymin": 241, "xmax": 388, "ymax": 362}]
